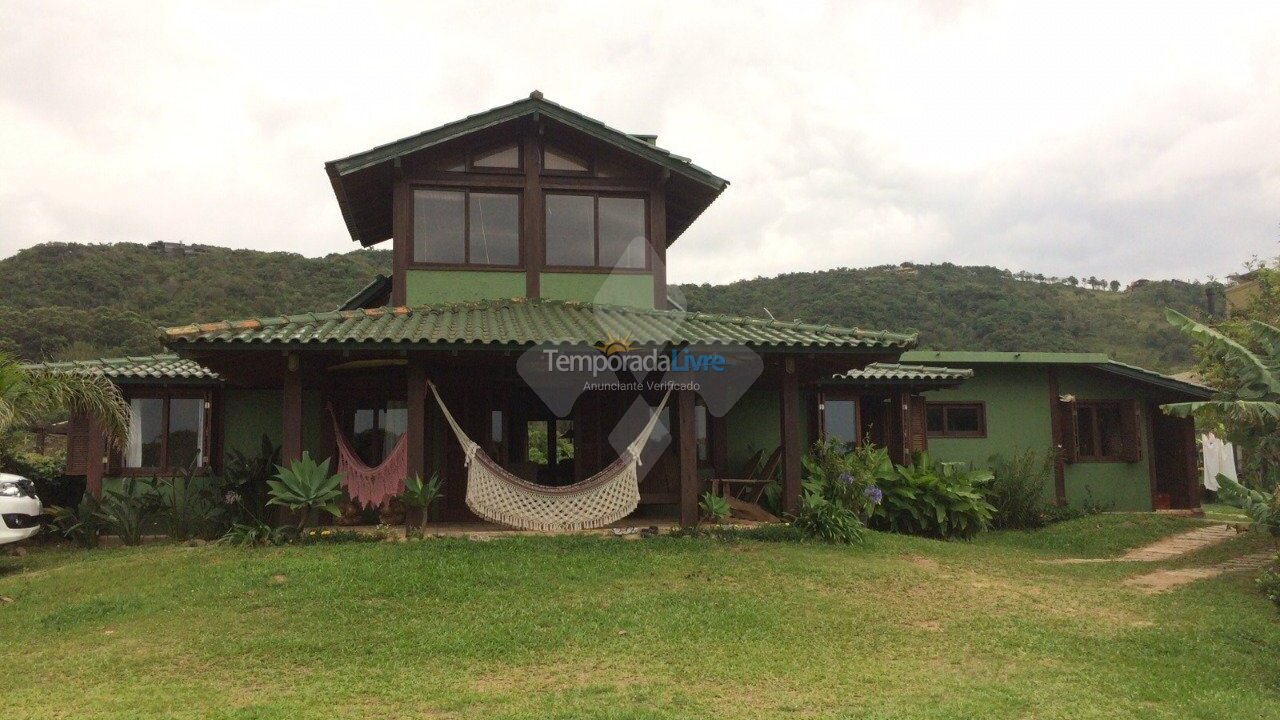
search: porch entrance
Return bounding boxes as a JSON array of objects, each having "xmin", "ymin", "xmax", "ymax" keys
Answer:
[{"xmin": 1149, "ymin": 406, "xmax": 1199, "ymax": 510}]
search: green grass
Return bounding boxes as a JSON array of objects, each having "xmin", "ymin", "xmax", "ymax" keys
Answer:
[
  {"xmin": 2, "ymin": 516, "xmax": 1278, "ymax": 720},
  {"xmin": 1203, "ymin": 502, "xmax": 1253, "ymax": 523}
]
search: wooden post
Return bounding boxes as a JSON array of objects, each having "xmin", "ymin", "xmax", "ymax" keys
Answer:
[
  {"xmin": 282, "ymin": 354, "xmax": 303, "ymax": 465},
  {"xmin": 779, "ymin": 360, "xmax": 803, "ymax": 515},
  {"xmin": 523, "ymin": 129, "xmax": 543, "ymax": 299},
  {"xmin": 407, "ymin": 360, "xmax": 427, "ymax": 481},
  {"xmin": 677, "ymin": 389, "xmax": 699, "ymax": 527},
  {"xmin": 85, "ymin": 416, "xmax": 106, "ymax": 499}
]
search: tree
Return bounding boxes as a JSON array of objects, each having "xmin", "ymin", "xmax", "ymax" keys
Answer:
[
  {"xmin": 1109, "ymin": 280, "xmax": 1121, "ymax": 292},
  {"xmin": 0, "ymin": 353, "xmax": 129, "ymax": 448}
]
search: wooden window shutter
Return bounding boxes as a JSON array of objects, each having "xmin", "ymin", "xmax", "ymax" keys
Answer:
[
  {"xmin": 908, "ymin": 395, "xmax": 929, "ymax": 454},
  {"xmin": 65, "ymin": 412, "xmax": 90, "ymax": 475},
  {"xmin": 1057, "ymin": 399, "xmax": 1079, "ymax": 464},
  {"xmin": 1120, "ymin": 399, "xmax": 1142, "ymax": 463}
]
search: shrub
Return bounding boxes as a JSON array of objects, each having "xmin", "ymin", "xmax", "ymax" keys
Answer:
[
  {"xmin": 221, "ymin": 436, "xmax": 279, "ymax": 525},
  {"xmin": 45, "ymin": 494, "xmax": 104, "ymax": 548},
  {"xmin": 988, "ymin": 448, "xmax": 1055, "ymax": 530},
  {"xmin": 152, "ymin": 464, "xmax": 224, "ymax": 541},
  {"xmin": 266, "ymin": 452, "xmax": 344, "ymax": 534},
  {"xmin": 0, "ymin": 446, "xmax": 81, "ymax": 508},
  {"xmin": 790, "ymin": 491, "xmax": 865, "ymax": 544},
  {"xmin": 800, "ymin": 437, "xmax": 892, "ymax": 517},
  {"xmin": 96, "ymin": 478, "xmax": 153, "ymax": 546},
  {"xmin": 219, "ymin": 520, "xmax": 294, "ymax": 547},
  {"xmin": 699, "ymin": 491, "xmax": 730, "ymax": 525},
  {"xmin": 398, "ymin": 473, "xmax": 442, "ymax": 536},
  {"xmin": 1258, "ymin": 561, "xmax": 1280, "ymax": 611},
  {"xmin": 871, "ymin": 452, "xmax": 995, "ymax": 540}
]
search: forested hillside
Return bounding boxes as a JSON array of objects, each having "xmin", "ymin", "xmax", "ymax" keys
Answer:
[{"xmin": 0, "ymin": 243, "xmax": 1211, "ymax": 371}]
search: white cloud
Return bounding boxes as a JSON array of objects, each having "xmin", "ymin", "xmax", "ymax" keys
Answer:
[{"xmin": 2, "ymin": 0, "xmax": 1278, "ymax": 286}]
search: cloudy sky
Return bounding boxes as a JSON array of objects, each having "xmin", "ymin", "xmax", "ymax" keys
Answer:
[{"xmin": 2, "ymin": 1, "xmax": 1278, "ymax": 285}]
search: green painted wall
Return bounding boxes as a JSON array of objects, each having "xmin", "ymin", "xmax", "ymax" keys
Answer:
[
  {"xmin": 540, "ymin": 272, "xmax": 653, "ymax": 308},
  {"xmin": 222, "ymin": 388, "xmax": 282, "ymax": 459},
  {"xmin": 1057, "ymin": 367, "xmax": 1153, "ymax": 511},
  {"xmin": 405, "ymin": 269, "xmax": 525, "ymax": 306},
  {"xmin": 722, "ymin": 387, "xmax": 780, "ymax": 473},
  {"xmin": 921, "ymin": 363, "xmax": 1155, "ymax": 512}
]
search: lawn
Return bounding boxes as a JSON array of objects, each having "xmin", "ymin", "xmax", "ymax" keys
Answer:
[{"xmin": 1, "ymin": 515, "xmax": 1277, "ymax": 720}]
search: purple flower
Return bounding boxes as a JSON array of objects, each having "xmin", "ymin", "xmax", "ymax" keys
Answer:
[
  {"xmin": 838, "ymin": 472, "xmax": 854, "ymax": 486},
  {"xmin": 864, "ymin": 485, "xmax": 883, "ymax": 505}
]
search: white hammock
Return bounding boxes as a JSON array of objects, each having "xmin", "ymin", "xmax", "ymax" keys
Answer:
[{"xmin": 428, "ymin": 381, "xmax": 672, "ymax": 531}]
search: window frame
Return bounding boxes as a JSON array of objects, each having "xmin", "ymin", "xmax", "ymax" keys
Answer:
[
  {"xmin": 817, "ymin": 391, "xmax": 862, "ymax": 448},
  {"xmin": 542, "ymin": 191, "xmax": 651, "ymax": 273},
  {"xmin": 1073, "ymin": 400, "xmax": 1127, "ymax": 463},
  {"xmin": 541, "ymin": 141, "xmax": 594, "ymax": 177},
  {"xmin": 113, "ymin": 388, "xmax": 213, "ymax": 476},
  {"xmin": 464, "ymin": 140, "xmax": 524, "ymax": 174},
  {"xmin": 409, "ymin": 186, "xmax": 524, "ymax": 270},
  {"xmin": 924, "ymin": 401, "xmax": 987, "ymax": 439}
]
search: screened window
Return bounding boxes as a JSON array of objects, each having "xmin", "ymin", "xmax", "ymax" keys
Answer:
[
  {"xmin": 925, "ymin": 403, "xmax": 985, "ymax": 438},
  {"xmin": 123, "ymin": 394, "xmax": 208, "ymax": 471},
  {"xmin": 822, "ymin": 397, "xmax": 859, "ymax": 448},
  {"xmin": 545, "ymin": 193, "xmax": 647, "ymax": 269},
  {"xmin": 413, "ymin": 189, "xmax": 520, "ymax": 266}
]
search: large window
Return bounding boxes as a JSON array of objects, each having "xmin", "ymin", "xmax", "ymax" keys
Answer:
[
  {"xmin": 821, "ymin": 395, "xmax": 859, "ymax": 448},
  {"xmin": 925, "ymin": 402, "xmax": 985, "ymax": 438},
  {"xmin": 351, "ymin": 400, "xmax": 407, "ymax": 465},
  {"xmin": 545, "ymin": 193, "xmax": 648, "ymax": 269},
  {"xmin": 1074, "ymin": 402, "xmax": 1127, "ymax": 461},
  {"xmin": 413, "ymin": 189, "xmax": 520, "ymax": 266},
  {"xmin": 123, "ymin": 393, "xmax": 209, "ymax": 471}
]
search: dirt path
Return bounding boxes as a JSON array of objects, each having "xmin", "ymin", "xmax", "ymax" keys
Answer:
[
  {"xmin": 1123, "ymin": 552, "xmax": 1275, "ymax": 594},
  {"xmin": 1048, "ymin": 523, "xmax": 1240, "ymax": 565}
]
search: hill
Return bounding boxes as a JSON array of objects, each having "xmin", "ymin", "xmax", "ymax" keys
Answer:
[{"xmin": 0, "ymin": 244, "xmax": 1210, "ymax": 371}]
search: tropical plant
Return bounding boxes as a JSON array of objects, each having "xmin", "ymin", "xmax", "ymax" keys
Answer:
[
  {"xmin": 1258, "ymin": 562, "xmax": 1280, "ymax": 611},
  {"xmin": 266, "ymin": 452, "xmax": 344, "ymax": 534},
  {"xmin": 800, "ymin": 437, "xmax": 893, "ymax": 517},
  {"xmin": 790, "ymin": 490, "xmax": 865, "ymax": 544},
  {"xmin": 45, "ymin": 494, "xmax": 104, "ymax": 548},
  {"xmin": 95, "ymin": 478, "xmax": 154, "ymax": 546},
  {"xmin": 153, "ymin": 464, "xmax": 223, "ymax": 541},
  {"xmin": 221, "ymin": 435, "xmax": 279, "ymax": 524},
  {"xmin": 399, "ymin": 473, "xmax": 442, "ymax": 535},
  {"xmin": 218, "ymin": 520, "xmax": 294, "ymax": 547},
  {"xmin": 0, "ymin": 352, "xmax": 129, "ymax": 446},
  {"xmin": 871, "ymin": 452, "xmax": 995, "ymax": 540},
  {"xmin": 699, "ymin": 491, "xmax": 730, "ymax": 525},
  {"xmin": 1216, "ymin": 475, "xmax": 1279, "ymax": 538},
  {"xmin": 987, "ymin": 447, "xmax": 1056, "ymax": 530}
]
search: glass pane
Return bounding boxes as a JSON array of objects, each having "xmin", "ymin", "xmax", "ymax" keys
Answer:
[
  {"xmin": 598, "ymin": 197, "xmax": 647, "ymax": 269},
  {"xmin": 413, "ymin": 190, "xmax": 465, "ymax": 263},
  {"xmin": 824, "ymin": 400, "xmax": 858, "ymax": 447},
  {"xmin": 694, "ymin": 404, "xmax": 709, "ymax": 462},
  {"xmin": 926, "ymin": 405, "xmax": 945, "ymax": 433},
  {"xmin": 544, "ymin": 146, "xmax": 589, "ymax": 172},
  {"xmin": 527, "ymin": 421, "xmax": 549, "ymax": 465},
  {"xmin": 473, "ymin": 143, "xmax": 519, "ymax": 168},
  {"xmin": 1097, "ymin": 405, "xmax": 1125, "ymax": 457},
  {"xmin": 545, "ymin": 194, "xmax": 595, "ymax": 266},
  {"xmin": 469, "ymin": 193, "xmax": 520, "ymax": 265},
  {"xmin": 127, "ymin": 398, "xmax": 164, "ymax": 467},
  {"xmin": 167, "ymin": 398, "xmax": 204, "ymax": 468},
  {"xmin": 382, "ymin": 401, "xmax": 407, "ymax": 459},
  {"xmin": 946, "ymin": 405, "xmax": 982, "ymax": 434},
  {"xmin": 353, "ymin": 408, "xmax": 379, "ymax": 464},
  {"xmin": 490, "ymin": 410, "xmax": 504, "ymax": 444},
  {"xmin": 1075, "ymin": 406, "xmax": 1097, "ymax": 457},
  {"xmin": 555, "ymin": 420, "xmax": 575, "ymax": 462}
]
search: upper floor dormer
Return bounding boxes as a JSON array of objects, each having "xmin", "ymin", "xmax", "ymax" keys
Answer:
[{"xmin": 324, "ymin": 92, "xmax": 728, "ymax": 309}]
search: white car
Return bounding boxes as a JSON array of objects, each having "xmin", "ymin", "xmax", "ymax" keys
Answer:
[{"xmin": 0, "ymin": 472, "xmax": 43, "ymax": 545}]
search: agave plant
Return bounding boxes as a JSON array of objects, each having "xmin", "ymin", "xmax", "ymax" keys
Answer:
[
  {"xmin": 398, "ymin": 473, "xmax": 442, "ymax": 535},
  {"xmin": 698, "ymin": 491, "xmax": 730, "ymax": 526},
  {"xmin": 266, "ymin": 452, "xmax": 344, "ymax": 534}
]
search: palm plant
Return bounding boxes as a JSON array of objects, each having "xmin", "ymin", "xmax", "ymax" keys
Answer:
[
  {"xmin": 266, "ymin": 452, "xmax": 344, "ymax": 534},
  {"xmin": 0, "ymin": 353, "xmax": 129, "ymax": 447}
]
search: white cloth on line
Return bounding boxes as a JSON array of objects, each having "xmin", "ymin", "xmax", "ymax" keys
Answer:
[{"xmin": 1201, "ymin": 432, "xmax": 1237, "ymax": 491}]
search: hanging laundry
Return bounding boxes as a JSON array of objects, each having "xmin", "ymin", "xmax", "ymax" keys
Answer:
[{"xmin": 1201, "ymin": 432, "xmax": 1238, "ymax": 491}]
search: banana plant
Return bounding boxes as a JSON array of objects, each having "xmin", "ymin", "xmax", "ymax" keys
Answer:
[
  {"xmin": 1162, "ymin": 309, "xmax": 1280, "ymax": 426},
  {"xmin": 266, "ymin": 452, "xmax": 344, "ymax": 534}
]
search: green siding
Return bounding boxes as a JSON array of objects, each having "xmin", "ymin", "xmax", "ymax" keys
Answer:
[
  {"xmin": 405, "ymin": 269, "xmax": 526, "ymax": 306},
  {"xmin": 222, "ymin": 388, "xmax": 282, "ymax": 459},
  {"xmin": 922, "ymin": 363, "xmax": 1156, "ymax": 512},
  {"xmin": 540, "ymin": 272, "xmax": 653, "ymax": 308},
  {"xmin": 723, "ymin": 388, "xmax": 780, "ymax": 473}
]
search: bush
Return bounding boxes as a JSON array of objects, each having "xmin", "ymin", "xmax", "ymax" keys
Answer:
[
  {"xmin": 988, "ymin": 448, "xmax": 1055, "ymax": 530},
  {"xmin": 871, "ymin": 452, "xmax": 995, "ymax": 540},
  {"xmin": 800, "ymin": 437, "xmax": 892, "ymax": 517},
  {"xmin": 96, "ymin": 478, "xmax": 153, "ymax": 546},
  {"xmin": 699, "ymin": 491, "xmax": 729, "ymax": 525},
  {"xmin": 1258, "ymin": 561, "xmax": 1280, "ymax": 611},
  {"xmin": 45, "ymin": 494, "xmax": 104, "ymax": 548},
  {"xmin": 0, "ymin": 445, "xmax": 82, "ymax": 508},
  {"xmin": 152, "ymin": 465, "xmax": 225, "ymax": 541},
  {"xmin": 790, "ymin": 491, "xmax": 865, "ymax": 544}
]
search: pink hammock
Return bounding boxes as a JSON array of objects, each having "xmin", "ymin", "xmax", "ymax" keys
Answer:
[{"xmin": 328, "ymin": 408, "xmax": 409, "ymax": 508}]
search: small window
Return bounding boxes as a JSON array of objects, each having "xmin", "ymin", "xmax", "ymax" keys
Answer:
[
  {"xmin": 694, "ymin": 403, "xmax": 709, "ymax": 464},
  {"xmin": 1075, "ymin": 401, "xmax": 1129, "ymax": 461},
  {"xmin": 544, "ymin": 145, "xmax": 590, "ymax": 173},
  {"xmin": 472, "ymin": 142, "xmax": 520, "ymax": 169},
  {"xmin": 925, "ymin": 402, "xmax": 985, "ymax": 438},
  {"xmin": 123, "ymin": 394, "xmax": 209, "ymax": 471},
  {"xmin": 351, "ymin": 400, "xmax": 406, "ymax": 465},
  {"xmin": 545, "ymin": 193, "xmax": 648, "ymax": 270},
  {"xmin": 525, "ymin": 420, "xmax": 574, "ymax": 465},
  {"xmin": 414, "ymin": 189, "xmax": 520, "ymax": 266},
  {"xmin": 822, "ymin": 397, "xmax": 859, "ymax": 448}
]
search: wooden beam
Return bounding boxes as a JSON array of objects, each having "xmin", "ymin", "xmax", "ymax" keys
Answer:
[
  {"xmin": 677, "ymin": 389, "xmax": 699, "ymax": 527},
  {"xmin": 281, "ymin": 355, "xmax": 303, "ymax": 464},
  {"xmin": 650, "ymin": 187, "xmax": 667, "ymax": 309},
  {"xmin": 780, "ymin": 361, "xmax": 803, "ymax": 515},
  {"xmin": 523, "ymin": 131, "xmax": 543, "ymax": 299},
  {"xmin": 391, "ymin": 180, "xmax": 410, "ymax": 306},
  {"xmin": 407, "ymin": 359, "xmax": 427, "ymax": 481}
]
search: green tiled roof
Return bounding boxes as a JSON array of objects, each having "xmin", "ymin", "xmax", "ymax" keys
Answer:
[
  {"xmin": 900, "ymin": 351, "xmax": 1213, "ymax": 398},
  {"xmin": 831, "ymin": 362, "xmax": 974, "ymax": 384},
  {"xmin": 163, "ymin": 299, "xmax": 917, "ymax": 351},
  {"xmin": 26, "ymin": 355, "xmax": 220, "ymax": 382}
]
